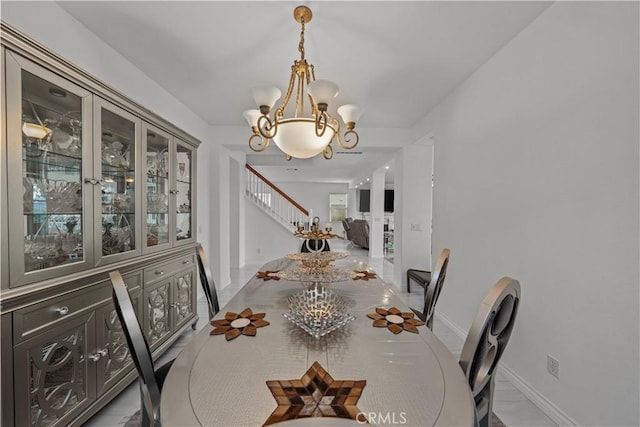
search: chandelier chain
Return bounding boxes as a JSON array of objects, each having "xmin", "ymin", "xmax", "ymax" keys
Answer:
[{"xmin": 298, "ymin": 18, "xmax": 306, "ymax": 60}]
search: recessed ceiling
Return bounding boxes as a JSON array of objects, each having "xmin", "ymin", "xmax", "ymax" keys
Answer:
[{"xmin": 56, "ymin": 1, "xmax": 551, "ymax": 183}]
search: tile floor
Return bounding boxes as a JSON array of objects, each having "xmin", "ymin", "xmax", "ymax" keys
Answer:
[{"xmin": 83, "ymin": 240, "xmax": 556, "ymax": 427}]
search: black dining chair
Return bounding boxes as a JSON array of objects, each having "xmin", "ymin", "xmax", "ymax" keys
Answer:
[
  {"xmin": 109, "ymin": 270, "xmax": 175, "ymax": 427},
  {"xmin": 459, "ymin": 277, "xmax": 521, "ymax": 427},
  {"xmin": 406, "ymin": 268, "xmax": 430, "ymax": 293},
  {"xmin": 196, "ymin": 243, "xmax": 220, "ymax": 320},
  {"xmin": 410, "ymin": 248, "xmax": 450, "ymax": 330}
]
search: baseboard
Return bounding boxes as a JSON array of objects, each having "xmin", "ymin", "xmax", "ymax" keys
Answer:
[
  {"xmin": 499, "ymin": 363, "xmax": 578, "ymax": 426},
  {"xmin": 435, "ymin": 310, "xmax": 578, "ymax": 427}
]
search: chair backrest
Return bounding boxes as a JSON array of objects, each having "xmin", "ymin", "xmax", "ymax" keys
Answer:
[
  {"xmin": 109, "ymin": 270, "xmax": 161, "ymax": 425},
  {"xmin": 459, "ymin": 277, "xmax": 520, "ymax": 399},
  {"xmin": 342, "ymin": 219, "xmax": 353, "ymax": 239},
  {"xmin": 350, "ymin": 219, "xmax": 370, "ymax": 248},
  {"xmin": 420, "ymin": 248, "xmax": 450, "ymax": 329},
  {"xmin": 196, "ymin": 243, "xmax": 220, "ymax": 320}
]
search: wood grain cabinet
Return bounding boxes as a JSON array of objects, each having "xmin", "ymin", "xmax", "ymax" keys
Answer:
[{"xmin": 1, "ymin": 23, "xmax": 200, "ymax": 426}]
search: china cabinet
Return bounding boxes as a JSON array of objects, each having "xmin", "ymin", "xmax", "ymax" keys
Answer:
[{"xmin": 1, "ymin": 23, "xmax": 200, "ymax": 427}]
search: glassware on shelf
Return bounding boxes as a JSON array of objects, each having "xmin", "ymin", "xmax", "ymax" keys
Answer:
[
  {"xmin": 23, "ymin": 178, "xmax": 82, "ymax": 213},
  {"xmin": 157, "ymin": 148, "xmax": 169, "ymax": 177},
  {"xmin": 23, "ymin": 215, "xmax": 84, "ymax": 271},
  {"xmin": 112, "ymin": 193, "xmax": 132, "ymax": 213},
  {"xmin": 101, "ymin": 140, "xmax": 131, "ymax": 168},
  {"xmin": 147, "ymin": 193, "xmax": 169, "ymax": 213},
  {"xmin": 102, "ymin": 215, "xmax": 133, "ymax": 255},
  {"xmin": 283, "ymin": 286, "xmax": 355, "ymax": 339},
  {"xmin": 146, "ymin": 153, "xmax": 158, "ymax": 176}
]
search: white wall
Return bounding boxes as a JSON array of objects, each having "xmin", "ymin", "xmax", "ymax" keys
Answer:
[
  {"xmin": 393, "ymin": 140, "xmax": 434, "ymax": 289},
  {"xmin": 277, "ymin": 182, "xmax": 350, "ymax": 232},
  {"xmin": 421, "ymin": 2, "xmax": 638, "ymax": 425},
  {"xmin": 243, "ymin": 200, "xmax": 300, "ymax": 265}
]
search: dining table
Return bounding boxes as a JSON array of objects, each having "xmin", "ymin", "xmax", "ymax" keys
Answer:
[{"xmin": 160, "ymin": 256, "xmax": 477, "ymax": 426}]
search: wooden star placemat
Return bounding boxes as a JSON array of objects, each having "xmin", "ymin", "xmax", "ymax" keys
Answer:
[
  {"xmin": 257, "ymin": 270, "xmax": 280, "ymax": 281},
  {"xmin": 367, "ymin": 307, "xmax": 425, "ymax": 334},
  {"xmin": 264, "ymin": 361, "xmax": 367, "ymax": 425},
  {"xmin": 210, "ymin": 308, "xmax": 269, "ymax": 341},
  {"xmin": 353, "ymin": 270, "xmax": 377, "ymax": 281}
]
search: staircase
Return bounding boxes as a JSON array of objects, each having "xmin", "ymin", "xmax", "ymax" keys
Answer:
[{"xmin": 245, "ymin": 164, "xmax": 311, "ymax": 232}]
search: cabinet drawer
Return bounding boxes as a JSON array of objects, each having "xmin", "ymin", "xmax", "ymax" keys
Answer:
[
  {"xmin": 13, "ymin": 272, "xmax": 141, "ymax": 344},
  {"xmin": 144, "ymin": 254, "xmax": 195, "ymax": 284}
]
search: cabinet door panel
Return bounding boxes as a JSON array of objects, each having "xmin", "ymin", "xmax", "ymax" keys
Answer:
[
  {"xmin": 94, "ymin": 288, "xmax": 140, "ymax": 396},
  {"xmin": 173, "ymin": 139, "xmax": 195, "ymax": 246},
  {"xmin": 172, "ymin": 268, "xmax": 195, "ymax": 331},
  {"xmin": 142, "ymin": 122, "xmax": 172, "ymax": 254},
  {"xmin": 144, "ymin": 280, "xmax": 172, "ymax": 350},
  {"xmin": 5, "ymin": 51, "xmax": 94, "ymax": 287},
  {"xmin": 94, "ymin": 98, "xmax": 142, "ymax": 266},
  {"xmin": 14, "ymin": 311, "xmax": 96, "ymax": 427}
]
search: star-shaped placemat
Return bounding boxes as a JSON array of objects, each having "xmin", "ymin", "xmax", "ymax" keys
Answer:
[
  {"xmin": 352, "ymin": 270, "xmax": 377, "ymax": 281},
  {"xmin": 210, "ymin": 308, "xmax": 269, "ymax": 341},
  {"xmin": 367, "ymin": 307, "xmax": 425, "ymax": 334},
  {"xmin": 263, "ymin": 361, "xmax": 367, "ymax": 425},
  {"xmin": 257, "ymin": 270, "xmax": 280, "ymax": 281}
]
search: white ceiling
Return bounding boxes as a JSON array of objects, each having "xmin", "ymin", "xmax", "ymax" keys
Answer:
[{"xmin": 57, "ymin": 1, "xmax": 551, "ymax": 184}]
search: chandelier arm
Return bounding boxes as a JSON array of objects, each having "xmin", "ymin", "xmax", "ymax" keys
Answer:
[
  {"xmin": 315, "ymin": 112, "xmax": 328, "ymax": 137},
  {"xmin": 337, "ymin": 129, "xmax": 360, "ymax": 150},
  {"xmin": 322, "ymin": 143, "xmax": 334, "ymax": 160},
  {"xmin": 257, "ymin": 115, "xmax": 277, "ymax": 139},
  {"xmin": 248, "ymin": 133, "xmax": 270, "ymax": 152},
  {"xmin": 296, "ymin": 73, "xmax": 305, "ymax": 117},
  {"xmin": 277, "ymin": 65, "xmax": 298, "ymax": 117},
  {"xmin": 306, "ymin": 65, "xmax": 317, "ymax": 114}
]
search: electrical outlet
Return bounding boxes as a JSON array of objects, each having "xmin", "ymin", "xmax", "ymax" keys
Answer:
[
  {"xmin": 410, "ymin": 224, "xmax": 421, "ymax": 231},
  {"xmin": 547, "ymin": 355, "xmax": 560, "ymax": 379}
]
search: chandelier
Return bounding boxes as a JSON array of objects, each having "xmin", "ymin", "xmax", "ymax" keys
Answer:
[{"xmin": 243, "ymin": 6, "xmax": 361, "ymax": 160}]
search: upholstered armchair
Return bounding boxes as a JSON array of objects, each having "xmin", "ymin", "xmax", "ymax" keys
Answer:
[
  {"xmin": 342, "ymin": 218, "xmax": 354, "ymax": 240},
  {"xmin": 350, "ymin": 219, "xmax": 370, "ymax": 249}
]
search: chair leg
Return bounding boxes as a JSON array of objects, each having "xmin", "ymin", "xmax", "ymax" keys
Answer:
[
  {"xmin": 140, "ymin": 386, "xmax": 151, "ymax": 427},
  {"xmin": 426, "ymin": 315, "xmax": 434, "ymax": 331},
  {"xmin": 406, "ymin": 272, "xmax": 411, "ymax": 293}
]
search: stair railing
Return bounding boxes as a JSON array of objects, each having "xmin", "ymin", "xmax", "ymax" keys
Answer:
[{"xmin": 245, "ymin": 164, "xmax": 311, "ymax": 231}]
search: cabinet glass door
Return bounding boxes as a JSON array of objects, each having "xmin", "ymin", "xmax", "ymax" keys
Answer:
[
  {"xmin": 174, "ymin": 140, "xmax": 194, "ymax": 244},
  {"xmin": 5, "ymin": 52, "xmax": 93, "ymax": 286},
  {"xmin": 143, "ymin": 124, "xmax": 171, "ymax": 253},
  {"xmin": 95, "ymin": 100, "xmax": 141, "ymax": 264}
]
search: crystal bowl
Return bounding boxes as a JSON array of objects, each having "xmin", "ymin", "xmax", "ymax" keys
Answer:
[{"xmin": 283, "ymin": 287, "xmax": 354, "ymax": 339}]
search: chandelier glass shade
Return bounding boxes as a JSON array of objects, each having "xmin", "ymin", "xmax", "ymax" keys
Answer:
[{"xmin": 243, "ymin": 6, "xmax": 361, "ymax": 160}]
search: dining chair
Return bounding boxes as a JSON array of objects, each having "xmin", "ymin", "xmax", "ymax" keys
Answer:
[
  {"xmin": 410, "ymin": 248, "xmax": 450, "ymax": 330},
  {"xmin": 459, "ymin": 277, "xmax": 521, "ymax": 427},
  {"xmin": 109, "ymin": 270, "xmax": 175, "ymax": 427},
  {"xmin": 196, "ymin": 243, "xmax": 221, "ymax": 320}
]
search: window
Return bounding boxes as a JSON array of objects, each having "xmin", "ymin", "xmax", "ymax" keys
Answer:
[{"xmin": 329, "ymin": 193, "xmax": 347, "ymax": 222}]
